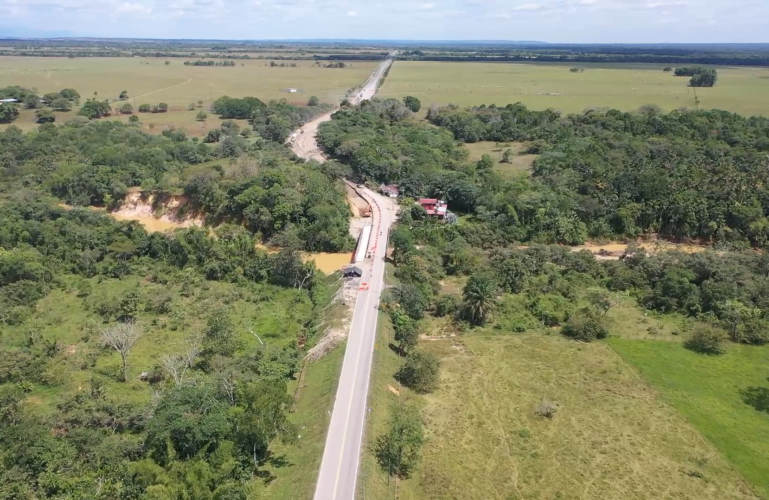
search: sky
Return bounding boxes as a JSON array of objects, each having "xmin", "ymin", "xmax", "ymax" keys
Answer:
[{"xmin": 0, "ymin": 0, "xmax": 767, "ymax": 43}]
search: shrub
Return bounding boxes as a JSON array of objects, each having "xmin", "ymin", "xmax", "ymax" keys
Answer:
[
  {"xmin": 561, "ymin": 308, "xmax": 608, "ymax": 342},
  {"xmin": 396, "ymin": 350, "xmax": 440, "ymax": 394},
  {"xmin": 684, "ymin": 326, "xmax": 728, "ymax": 355},
  {"xmin": 434, "ymin": 294, "xmax": 459, "ymax": 317},
  {"xmin": 535, "ymin": 399, "xmax": 558, "ymax": 418},
  {"xmin": 35, "ymin": 109, "xmax": 55, "ymax": 124}
]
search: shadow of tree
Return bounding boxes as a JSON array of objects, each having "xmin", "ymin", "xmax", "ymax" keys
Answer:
[
  {"xmin": 740, "ymin": 386, "xmax": 769, "ymax": 413},
  {"xmin": 254, "ymin": 451, "xmax": 294, "ymax": 485},
  {"xmin": 388, "ymin": 342, "xmax": 405, "ymax": 357}
]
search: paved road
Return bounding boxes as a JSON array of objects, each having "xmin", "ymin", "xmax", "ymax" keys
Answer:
[
  {"xmin": 291, "ymin": 55, "xmax": 393, "ymax": 161},
  {"xmin": 312, "ymin": 187, "xmax": 397, "ymax": 500},
  {"xmin": 288, "ymin": 53, "xmax": 398, "ymax": 500}
]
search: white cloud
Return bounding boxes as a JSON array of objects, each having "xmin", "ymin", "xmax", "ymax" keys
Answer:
[
  {"xmin": 422, "ymin": 2, "xmax": 435, "ymax": 8},
  {"xmin": 579, "ymin": 0, "xmax": 598, "ymax": 5},
  {"xmin": 346, "ymin": 9, "xmax": 356, "ymax": 16},
  {"xmin": 512, "ymin": 3, "xmax": 543, "ymax": 11},
  {"xmin": 116, "ymin": 2, "xmax": 152, "ymax": 14}
]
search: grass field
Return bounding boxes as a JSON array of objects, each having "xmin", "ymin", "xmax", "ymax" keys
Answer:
[
  {"xmin": 360, "ymin": 288, "xmax": 766, "ymax": 499},
  {"xmin": 380, "ymin": 61, "xmax": 769, "ymax": 116},
  {"xmin": 463, "ymin": 141, "xmax": 538, "ymax": 179},
  {"xmin": 610, "ymin": 339, "xmax": 769, "ymax": 499},
  {"xmin": 362, "ymin": 327, "xmax": 759, "ymax": 500},
  {"xmin": 0, "ymin": 56, "xmax": 377, "ymax": 134}
]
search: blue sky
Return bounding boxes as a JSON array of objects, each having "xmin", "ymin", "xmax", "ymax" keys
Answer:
[{"xmin": 0, "ymin": 0, "xmax": 766, "ymax": 43}]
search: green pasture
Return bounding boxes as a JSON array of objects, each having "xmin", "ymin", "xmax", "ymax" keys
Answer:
[
  {"xmin": 611, "ymin": 339, "xmax": 769, "ymax": 499},
  {"xmin": 0, "ymin": 56, "xmax": 376, "ymax": 134},
  {"xmin": 380, "ymin": 61, "xmax": 769, "ymax": 116}
]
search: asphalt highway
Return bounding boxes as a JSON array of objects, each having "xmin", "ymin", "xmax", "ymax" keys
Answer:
[{"xmin": 288, "ymin": 54, "xmax": 398, "ymax": 500}]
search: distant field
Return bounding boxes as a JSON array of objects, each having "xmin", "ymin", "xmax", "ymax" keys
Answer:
[
  {"xmin": 0, "ymin": 56, "xmax": 376, "ymax": 134},
  {"xmin": 380, "ymin": 61, "xmax": 769, "ymax": 116}
]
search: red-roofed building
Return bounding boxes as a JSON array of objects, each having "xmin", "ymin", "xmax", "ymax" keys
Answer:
[{"xmin": 417, "ymin": 198, "xmax": 448, "ymax": 218}]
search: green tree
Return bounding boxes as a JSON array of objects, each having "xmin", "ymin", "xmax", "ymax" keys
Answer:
[
  {"xmin": 232, "ymin": 380, "xmax": 295, "ymax": 468},
  {"xmin": 145, "ymin": 385, "xmax": 231, "ymax": 464},
  {"xmin": 477, "ymin": 153, "xmax": 494, "ymax": 170},
  {"xmin": 78, "ymin": 99, "xmax": 111, "ymax": 119},
  {"xmin": 403, "ymin": 96, "xmax": 421, "ymax": 112},
  {"xmin": 374, "ymin": 401, "xmax": 424, "ymax": 479},
  {"xmin": 561, "ymin": 308, "xmax": 608, "ymax": 342},
  {"xmin": 204, "ymin": 309, "xmax": 237, "ymax": 358},
  {"xmin": 462, "ymin": 274, "xmax": 498, "ymax": 325},
  {"xmin": 0, "ymin": 102, "xmax": 20, "ymax": 123},
  {"xmin": 138, "ymin": 103, "xmax": 151, "ymax": 113},
  {"xmin": 35, "ymin": 109, "xmax": 55, "ymax": 123},
  {"xmin": 119, "ymin": 90, "xmax": 129, "ymax": 100},
  {"xmin": 717, "ymin": 300, "xmax": 760, "ymax": 343},
  {"xmin": 587, "ymin": 288, "xmax": 620, "ymax": 316},
  {"xmin": 188, "ymin": 102, "xmax": 196, "ymax": 111},
  {"xmin": 390, "ymin": 284, "xmax": 429, "ymax": 320},
  {"xmin": 684, "ymin": 325, "xmax": 728, "ymax": 355},
  {"xmin": 119, "ymin": 102, "xmax": 133, "ymax": 114},
  {"xmin": 50, "ymin": 97, "xmax": 72, "ymax": 112},
  {"xmin": 501, "ymin": 148, "xmax": 514, "ymax": 163},
  {"xmin": 390, "ymin": 309, "xmax": 418, "ymax": 354},
  {"xmin": 396, "ymin": 350, "xmax": 440, "ymax": 393},
  {"xmin": 196, "ymin": 111, "xmax": 208, "ymax": 121},
  {"xmin": 59, "ymin": 88, "xmax": 80, "ymax": 101},
  {"xmin": 23, "ymin": 94, "xmax": 39, "ymax": 109},
  {"xmin": 157, "ymin": 102, "xmax": 169, "ymax": 112},
  {"xmin": 128, "ymin": 114, "xmax": 139, "ymax": 123},
  {"xmin": 308, "ymin": 96, "xmax": 320, "ymax": 106},
  {"xmin": 118, "ymin": 290, "xmax": 140, "ymax": 321}
]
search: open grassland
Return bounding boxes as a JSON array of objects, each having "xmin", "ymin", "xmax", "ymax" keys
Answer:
[
  {"xmin": 3, "ymin": 269, "xmax": 348, "ymax": 498},
  {"xmin": 361, "ymin": 288, "xmax": 762, "ymax": 499},
  {"xmin": 463, "ymin": 141, "xmax": 538, "ymax": 179},
  {"xmin": 366, "ymin": 332, "xmax": 758, "ymax": 500},
  {"xmin": 610, "ymin": 339, "xmax": 769, "ymax": 499},
  {"xmin": 380, "ymin": 61, "xmax": 769, "ymax": 116},
  {"xmin": 0, "ymin": 56, "xmax": 376, "ymax": 134},
  {"xmin": 7, "ymin": 275, "xmax": 314, "ymax": 412}
]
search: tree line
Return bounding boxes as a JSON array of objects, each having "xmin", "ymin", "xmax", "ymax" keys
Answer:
[{"xmin": 674, "ymin": 66, "xmax": 718, "ymax": 87}]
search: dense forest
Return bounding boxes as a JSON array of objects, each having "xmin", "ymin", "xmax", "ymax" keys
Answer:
[
  {"xmin": 0, "ymin": 79, "xmax": 356, "ymax": 497},
  {"xmin": 426, "ymin": 103, "xmax": 769, "ymax": 247},
  {"xmin": 0, "ymin": 102, "xmax": 352, "ymax": 252},
  {"xmin": 0, "ymin": 195, "xmax": 336, "ymax": 498}
]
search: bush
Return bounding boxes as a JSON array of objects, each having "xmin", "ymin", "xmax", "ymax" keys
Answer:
[
  {"xmin": 50, "ymin": 97, "xmax": 72, "ymax": 112},
  {"xmin": 35, "ymin": 109, "xmax": 55, "ymax": 124},
  {"xmin": 434, "ymin": 294, "xmax": 459, "ymax": 317},
  {"xmin": 138, "ymin": 104, "xmax": 151, "ymax": 113},
  {"xmin": 561, "ymin": 308, "xmax": 608, "ymax": 342},
  {"xmin": 535, "ymin": 399, "xmax": 558, "ymax": 418},
  {"xmin": 684, "ymin": 326, "xmax": 728, "ymax": 355},
  {"xmin": 396, "ymin": 350, "xmax": 440, "ymax": 393}
]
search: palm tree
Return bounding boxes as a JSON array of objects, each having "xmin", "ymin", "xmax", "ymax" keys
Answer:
[{"xmin": 462, "ymin": 274, "xmax": 498, "ymax": 325}]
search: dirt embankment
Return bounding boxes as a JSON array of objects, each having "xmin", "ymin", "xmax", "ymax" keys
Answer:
[
  {"xmin": 570, "ymin": 240, "xmax": 709, "ymax": 260},
  {"xmin": 110, "ymin": 191, "xmax": 203, "ymax": 233}
]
